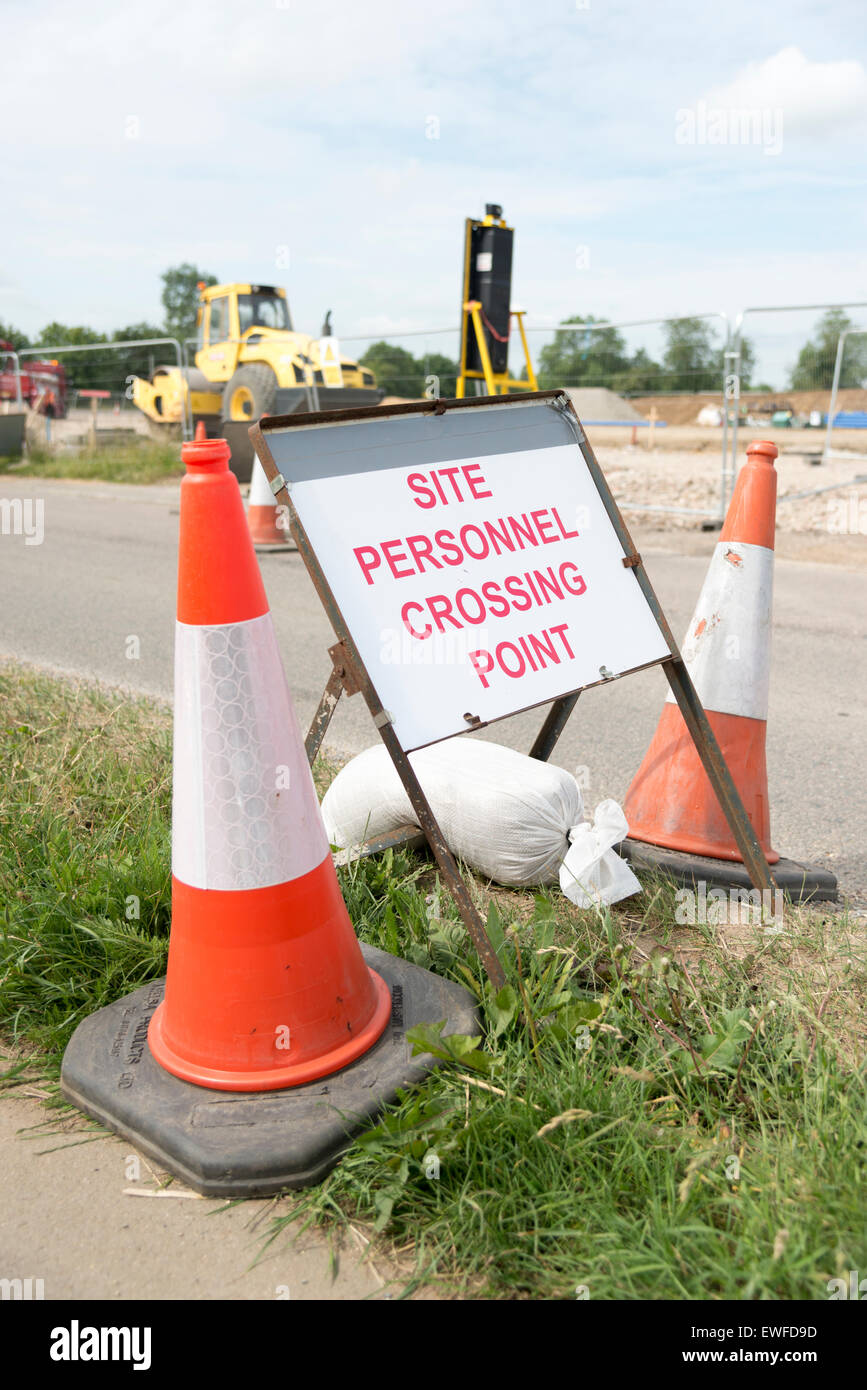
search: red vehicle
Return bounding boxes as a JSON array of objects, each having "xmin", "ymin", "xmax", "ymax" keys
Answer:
[{"xmin": 0, "ymin": 340, "xmax": 68, "ymax": 416}]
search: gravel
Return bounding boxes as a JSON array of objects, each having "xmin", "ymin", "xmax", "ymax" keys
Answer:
[{"xmin": 595, "ymin": 442, "xmax": 867, "ymax": 534}]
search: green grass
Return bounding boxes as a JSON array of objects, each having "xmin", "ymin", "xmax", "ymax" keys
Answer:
[
  {"xmin": 1, "ymin": 661, "xmax": 865, "ymax": 1299},
  {"xmin": 0, "ymin": 664, "xmax": 172, "ymax": 1050},
  {"xmin": 0, "ymin": 439, "xmax": 183, "ymax": 485}
]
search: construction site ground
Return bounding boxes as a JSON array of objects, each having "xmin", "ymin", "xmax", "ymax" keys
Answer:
[{"xmin": 591, "ymin": 433, "xmax": 867, "ymax": 543}]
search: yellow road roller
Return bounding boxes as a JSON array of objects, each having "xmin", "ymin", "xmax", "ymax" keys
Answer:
[{"xmin": 131, "ymin": 282, "xmax": 381, "ymax": 477}]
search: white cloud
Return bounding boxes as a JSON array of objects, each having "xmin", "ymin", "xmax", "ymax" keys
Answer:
[
  {"xmin": 703, "ymin": 46, "xmax": 867, "ymax": 135},
  {"xmin": 2, "ymin": 3, "xmax": 866, "ymax": 351}
]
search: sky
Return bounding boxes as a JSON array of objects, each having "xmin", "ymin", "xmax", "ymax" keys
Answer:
[{"xmin": 2, "ymin": 0, "xmax": 866, "ymax": 384}]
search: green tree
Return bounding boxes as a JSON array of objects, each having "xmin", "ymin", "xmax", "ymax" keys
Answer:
[
  {"xmin": 661, "ymin": 317, "xmax": 724, "ymax": 392},
  {"xmin": 0, "ymin": 321, "xmax": 30, "ymax": 351},
  {"xmin": 703, "ymin": 336, "xmax": 756, "ymax": 392},
  {"xmin": 113, "ymin": 321, "xmax": 165, "ymax": 344},
  {"xmin": 111, "ymin": 322, "xmax": 169, "ymax": 384},
  {"xmin": 33, "ymin": 322, "xmax": 109, "ymax": 390},
  {"xmin": 789, "ymin": 309, "xmax": 867, "ymax": 390},
  {"xmin": 536, "ymin": 315, "xmax": 630, "ymax": 389},
  {"xmin": 358, "ymin": 341, "xmax": 421, "ymax": 397},
  {"xmin": 418, "ymin": 351, "xmax": 458, "ymax": 398},
  {"xmin": 161, "ymin": 263, "xmax": 218, "ymax": 344},
  {"xmin": 610, "ymin": 347, "xmax": 663, "ymax": 395}
]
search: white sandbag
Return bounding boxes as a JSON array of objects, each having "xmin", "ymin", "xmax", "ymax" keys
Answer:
[
  {"xmin": 322, "ymin": 738, "xmax": 583, "ymax": 887},
  {"xmin": 559, "ymin": 799, "xmax": 642, "ymax": 907}
]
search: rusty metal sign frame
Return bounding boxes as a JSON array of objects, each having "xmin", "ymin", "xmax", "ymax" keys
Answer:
[{"xmin": 250, "ymin": 391, "xmax": 776, "ymax": 991}]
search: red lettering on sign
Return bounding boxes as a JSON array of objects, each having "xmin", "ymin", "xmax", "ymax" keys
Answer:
[
  {"xmin": 560, "ymin": 563, "xmax": 586, "ymax": 596},
  {"xmin": 548, "ymin": 622, "xmax": 575, "ymax": 659},
  {"xmin": 531, "ymin": 509, "xmax": 558, "ymax": 544},
  {"xmin": 406, "ymin": 464, "xmax": 494, "ymax": 508},
  {"xmin": 469, "ymin": 623, "xmax": 575, "ymax": 688},
  {"xmin": 455, "ymin": 588, "xmax": 486, "ymax": 625},
  {"xmin": 354, "ymin": 546, "xmax": 381, "ymax": 584},
  {"xmin": 407, "ymin": 473, "xmax": 437, "ymax": 508},
  {"xmin": 406, "ymin": 534, "xmax": 442, "ymax": 572},
  {"xmin": 469, "ymin": 649, "xmax": 495, "ymax": 685},
  {"xmin": 434, "ymin": 530, "xmax": 463, "ymax": 566},
  {"xmin": 427, "ymin": 593, "xmax": 462, "ymax": 633},
  {"xmin": 381, "ymin": 539, "xmax": 414, "ymax": 579},
  {"xmin": 464, "ymin": 463, "xmax": 493, "ymax": 500},
  {"xmin": 401, "ymin": 602, "xmax": 431, "ymax": 640},
  {"xmin": 552, "ymin": 507, "xmax": 579, "ymax": 540},
  {"xmin": 481, "ymin": 581, "xmax": 511, "ymax": 618}
]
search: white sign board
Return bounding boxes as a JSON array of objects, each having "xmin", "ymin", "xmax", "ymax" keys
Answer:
[{"xmin": 286, "ymin": 429, "xmax": 670, "ymax": 750}]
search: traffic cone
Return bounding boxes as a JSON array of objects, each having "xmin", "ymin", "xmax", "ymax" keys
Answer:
[
  {"xmin": 60, "ymin": 431, "xmax": 478, "ymax": 1193},
  {"xmin": 247, "ymin": 452, "xmax": 291, "ymax": 549},
  {"xmin": 148, "ymin": 432, "xmax": 390, "ymax": 1089},
  {"xmin": 625, "ymin": 440, "xmax": 778, "ymax": 862},
  {"xmin": 621, "ymin": 440, "xmax": 837, "ymax": 902}
]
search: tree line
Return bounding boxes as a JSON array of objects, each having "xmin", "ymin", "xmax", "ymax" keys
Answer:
[
  {"xmin": 3, "ymin": 270, "xmax": 864, "ymax": 398},
  {"xmin": 0, "ymin": 265, "xmax": 216, "ymax": 391},
  {"xmin": 360, "ymin": 309, "xmax": 866, "ymax": 397}
]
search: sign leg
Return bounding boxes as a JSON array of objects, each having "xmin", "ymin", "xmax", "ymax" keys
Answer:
[
  {"xmin": 663, "ymin": 658, "xmax": 776, "ymax": 895},
  {"xmin": 529, "ymin": 693, "xmax": 581, "ymax": 761},
  {"xmin": 305, "ymin": 667, "xmax": 344, "ymax": 767},
  {"xmin": 377, "ymin": 720, "xmax": 507, "ymax": 991}
]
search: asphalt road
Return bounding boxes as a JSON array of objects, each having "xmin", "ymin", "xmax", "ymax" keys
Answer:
[{"xmin": 2, "ymin": 475, "xmax": 865, "ymax": 907}]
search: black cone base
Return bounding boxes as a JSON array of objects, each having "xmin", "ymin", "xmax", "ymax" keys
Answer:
[
  {"xmin": 620, "ymin": 839, "xmax": 838, "ymax": 904},
  {"xmin": 60, "ymin": 945, "xmax": 479, "ymax": 1197}
]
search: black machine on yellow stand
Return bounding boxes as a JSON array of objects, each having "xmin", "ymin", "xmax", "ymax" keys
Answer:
[{"xmin": 457, "ymin": 204, "xmax": 538, "ymax": 397}]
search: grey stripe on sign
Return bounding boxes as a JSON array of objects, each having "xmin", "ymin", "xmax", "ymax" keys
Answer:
[{"xmin": 261, "ymin": 399, "xmax": 577, "ymax": 484}]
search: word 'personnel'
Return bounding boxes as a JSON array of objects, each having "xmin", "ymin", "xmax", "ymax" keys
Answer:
[{"xmin": 354, "ymin": 510, "xmax": 579, "ymax": 585}]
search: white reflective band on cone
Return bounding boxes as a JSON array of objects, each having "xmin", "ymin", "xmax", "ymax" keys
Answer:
[
  {"xmin": 666, "ymin": 540, "xmax": 773, "ymax": 721},
  {"xmin": 249, "ymin": 456, "xmax": 279, "ymax": 509},
  {"xmin": 173, "ymin": 613, "xmax": 329, "ymax": 891}
]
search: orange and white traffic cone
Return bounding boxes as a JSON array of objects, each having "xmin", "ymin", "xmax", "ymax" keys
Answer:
[
  {"xmin": 60, "ymin": 431, "xmax": 477, "ymax": 1193},
  {"xmin": 621, "ymin": 440, "xmax": 836, "ymax": 902},
  {"xmin": 148, "ymin": 431, "xmax": 391, "ymax": 1090},
  {"xmin": 247, "ymin": 453, "xmax": 291, "ymax": 549}
]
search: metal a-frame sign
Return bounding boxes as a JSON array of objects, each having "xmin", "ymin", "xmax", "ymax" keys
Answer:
[{"xmin": 251, "ymin": 391, "xmax": 775, "ymax": 992}]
